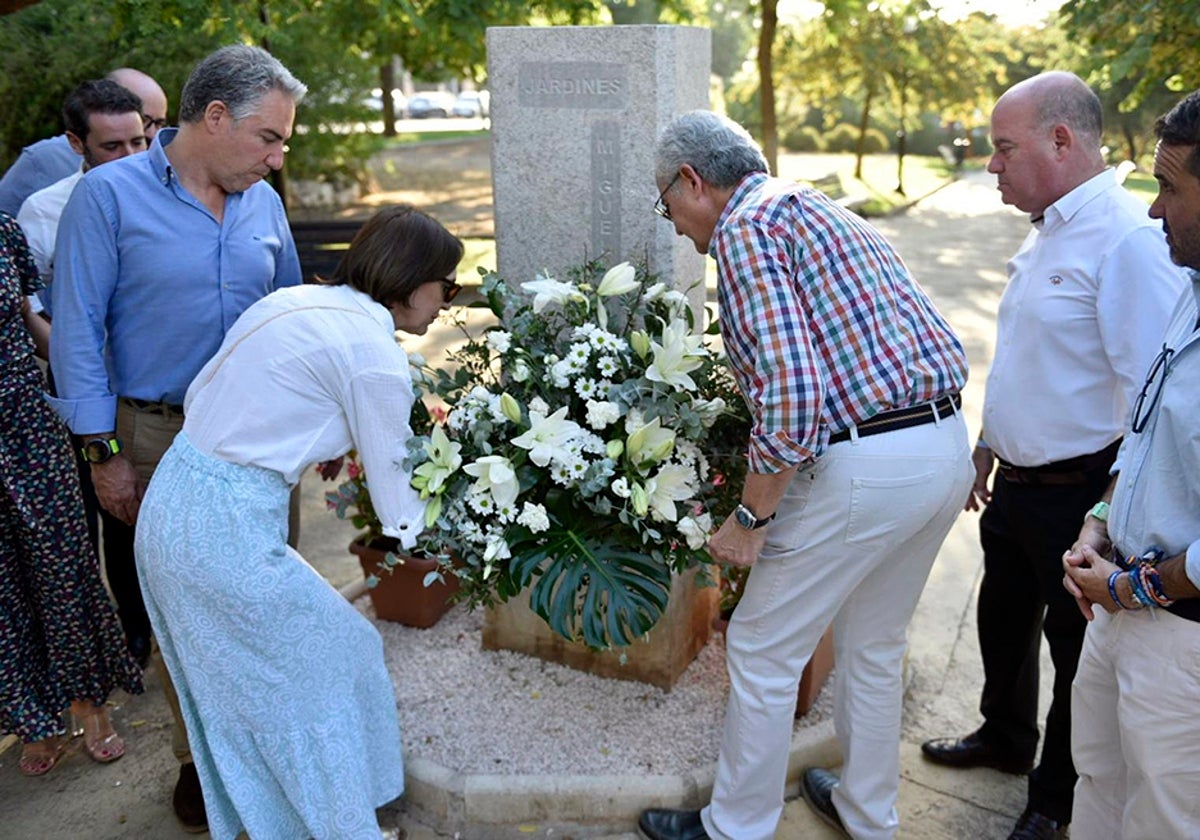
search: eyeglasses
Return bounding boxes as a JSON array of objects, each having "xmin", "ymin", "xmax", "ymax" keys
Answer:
[
  {"xmin": 654, "ymin": 172, "xmax": 681, "ymax": 221},
  {"xmin": 143, "ymin": 116, "xmax": 168, "ymax": 132},
  {"xmin": 439, "ymin": 278, "xmax": 462, "ymax": 304},
  {"xmin": 1131, "ymin": 343, "xmax": 1174, "ymax": 433}
]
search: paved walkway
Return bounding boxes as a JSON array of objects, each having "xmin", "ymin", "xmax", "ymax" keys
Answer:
[{"xmin": 0, "ymin": 169, "xmax": 1053, "ymax": 839}]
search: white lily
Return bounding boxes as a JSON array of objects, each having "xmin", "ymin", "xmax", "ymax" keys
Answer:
[
  {"xmin": 626, "ymin": 416, "xmax": 676, "ymax": 470},
  {"xmin": 463, "ymin": 455, "xmax": 519, "ymax": 508},
  {"xmin": 521, "ymin": 274, "xmax": 585, "ymax": 313},
  {"xmin": 645, "ymin": 318, "xmax": 707, "ymax": 392},
  {"xmin": 596, "ymin": 261, "xmax": 639, "ymax": 296},
  {"xmin": 411, "ymin": 426, "xmax": 462, "ymax": 498},
  {"xmin": 644, "ymin": 463, "xmax": 698, "ymax": 522},
  {"xmin": 511, "ymin": 406, "xmax": 583, "ymax": 467}
]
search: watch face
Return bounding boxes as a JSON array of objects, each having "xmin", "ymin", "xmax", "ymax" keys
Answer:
[
  {"xmin": 83, "ymin": 439, "xmax": 115, "ymax": 463},
  {"xmin": 735, "ymin": 505, "xmax": 755, "ymax": 528}
]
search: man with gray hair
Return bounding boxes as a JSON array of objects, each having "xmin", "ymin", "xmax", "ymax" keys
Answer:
[
  {"xmin": 48, "ymin": 44, "xmax": 305, "ymax": 833},
  {"xmin": 920, "ymin": 72, "xmax": 1183, "ymax": 840},
  {"xmin": 639, "ymin": 110, "xmax": 972, "ymax": 840}
]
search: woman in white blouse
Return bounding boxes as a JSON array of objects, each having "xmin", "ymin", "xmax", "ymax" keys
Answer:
[{"xmin": 134, "ymin": 205, "xmax": 462, "ymax": 840}]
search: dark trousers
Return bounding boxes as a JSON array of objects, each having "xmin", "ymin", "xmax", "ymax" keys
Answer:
[
  {"xmin": 99, "ymin": 507, "xmax": 151, "ymax": 644},
  {"xmin": 976, "ymin": 452, "xmax": 1115, "ymax": 823}
]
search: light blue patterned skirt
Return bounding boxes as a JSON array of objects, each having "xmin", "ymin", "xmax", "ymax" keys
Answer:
[{"xmin": 135, "ymin": 432, "xmax": 402, "ymax": 840}]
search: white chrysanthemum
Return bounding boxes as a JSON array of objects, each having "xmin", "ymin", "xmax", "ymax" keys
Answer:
[
  {"xmin": 517, "ymin": 502, "xmax": 551, "ymax": 533},
  {"xmin": 597, "ymin": 355, "xmax": 620, "ymax": 377},
  {"xmin": 486, "ymin": 330, "xmax": 512, "ymax": 354},
  {"xmin": 586, "ymin": 399, "xmax": 621, "ymax": 430},
  {"xmin": 575, "ymin": 378, "xmax": 602, "ymax": 400},
  {"xmin": 677, "ymin": 511, "xmax": 713, "ymax": 550}
]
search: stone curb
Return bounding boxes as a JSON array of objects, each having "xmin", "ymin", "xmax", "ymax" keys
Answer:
[{"xmin": 390, "ymin": 717, "xmax": 839, "ymax": 838}]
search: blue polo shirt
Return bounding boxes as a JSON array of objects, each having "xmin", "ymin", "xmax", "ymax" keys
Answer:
[
  {"xmin": 0, "ymin": 134, "xmax": 81, "ymax": 216},
  {"xmin": 48, "ymin": 128, "xmax": 302, "ymax": 434}
]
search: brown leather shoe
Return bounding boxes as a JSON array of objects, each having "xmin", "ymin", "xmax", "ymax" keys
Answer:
[
  {"xmin": 173, "ymin": 762, "xmax": 208, "ymax": 834},
  {"xmin": 920, "ymin": 730, "xmax": 1034, "ymax": 774}
]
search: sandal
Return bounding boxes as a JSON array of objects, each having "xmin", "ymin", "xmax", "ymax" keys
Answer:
[
  {"xmin": 74, "ymin": 706, "xmax": 126, "ymax": 764},
  {"xmin": 19, "ymin": 737, "xmax": 67, "ymax": 777}
]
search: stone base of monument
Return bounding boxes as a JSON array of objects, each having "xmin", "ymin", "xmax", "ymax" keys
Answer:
[{"xmin": 481, "ymin": 566, "xmax": 718, "ymax": 690}]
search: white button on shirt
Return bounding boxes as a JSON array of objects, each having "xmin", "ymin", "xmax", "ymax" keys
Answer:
[
  {"xmin": 182, "ymin": 283, "xmax": 427, "ymax": 547},
  {"xmin": 982, "ymin": 168, "xmax": 1186, "ymax": 467}
]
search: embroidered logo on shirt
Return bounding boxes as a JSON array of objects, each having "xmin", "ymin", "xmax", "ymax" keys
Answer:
[{"xmin": 1049, "ymin": 274, "xmax": 1063, "ymax": 285}]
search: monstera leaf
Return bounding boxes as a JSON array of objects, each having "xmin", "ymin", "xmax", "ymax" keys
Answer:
[{"xmin": 507, "ymin": 529, "xmax": 673, "ymax": 650}]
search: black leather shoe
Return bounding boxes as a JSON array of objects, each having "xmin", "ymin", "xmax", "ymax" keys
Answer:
[
  {"xmin": 637, "ymin": 808, "xmax": 709, "ymax": 840},
  {"xmin": 173, "ymin": 762, "xmax": 208, "ymax": 834},
  {"xmin": 920, "ymin": 730, "xmax": 1034, "ymax": 774},
  {"xmin": 1007, "ymin": 807, "xmax": 1068, "ymax": 840},
  {"xmin": 800, "ymin": 767, "xmax": 850, "ymax": 838}
]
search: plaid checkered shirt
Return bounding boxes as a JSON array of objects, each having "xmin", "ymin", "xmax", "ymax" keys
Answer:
[{"xmin": 711, "ymin": 172, "xmax": 968, "ymax": 474}]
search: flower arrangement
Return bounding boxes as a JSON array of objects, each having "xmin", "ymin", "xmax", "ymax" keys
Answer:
[{"xmin": 329, "ymin": 259, "xmax": 750, "ymax": 649}]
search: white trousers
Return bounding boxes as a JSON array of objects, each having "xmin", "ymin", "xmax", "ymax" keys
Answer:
[
  {"xmin": 702, "ymin": 412, "xmax": 971, "ymax": 840},
  {"xmin": 1071, "ymin": 607, "xmax": 1200, "ymax": 840}
]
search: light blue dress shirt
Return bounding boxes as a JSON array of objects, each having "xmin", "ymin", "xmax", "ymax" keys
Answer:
[
  {"xmin": 48, "ymin": 128, "xmax": 302, "ymax": 435},
  {"xmin": 0, "ymin": 134, "xmax": 81, "ymax": 216}
]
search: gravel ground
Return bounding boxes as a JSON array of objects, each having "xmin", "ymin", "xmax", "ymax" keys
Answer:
[{"xmin": 362, "ymin": 600, "xmax": 834, "ymax": 777}]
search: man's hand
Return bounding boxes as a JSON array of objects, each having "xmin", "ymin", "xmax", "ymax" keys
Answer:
[
  {"xmin": 707, "ymin": 515, "xmax": 768, "ymax": 568},
  {"xmin": 90, "ymin": 455, "xmax": 143, "ymax": 525},
  {"xmin": 1063, "ymin": 543, "xmax": 1121, "ymax": 621},
  {"xmin": 964, "ymin": 446, "xmax": 995, "ymax": 511},
  {"xmin": 315, "ymin": 456, "xmax": 345, "ymax": 481}
]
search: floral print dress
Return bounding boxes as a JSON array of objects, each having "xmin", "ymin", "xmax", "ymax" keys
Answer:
[{"xmin": 0, "ymin": 212, "xmax": 142, "ymax": 742}]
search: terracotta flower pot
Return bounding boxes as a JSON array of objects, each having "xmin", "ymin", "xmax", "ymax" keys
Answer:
[{"xmin": 349, "ymin": 537, "xmax": 459, "ymax": 628}]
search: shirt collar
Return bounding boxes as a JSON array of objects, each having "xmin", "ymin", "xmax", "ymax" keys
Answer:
[
  {"xmin": 1040, "ymin": 168, "xmax": 1116, "ymax": 231},
  {"xmin": 708, "ymin": 171, "xmax": 771, "ymax": 260},
  {"xmin": 148, "ymin": 126, "xmax": 179, "ymax": 186}
]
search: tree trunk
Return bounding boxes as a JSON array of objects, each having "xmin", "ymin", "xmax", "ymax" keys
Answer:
[
  {"xmin": 259, "ymin": 2, "xmax": 289, "ymax": 208},
  {"xmin": 758, "ymin": 0, "xmax": 779, "ymax": 175},
  {"xmin": 854, "ymin": 81, "xmax": 874, "ymax": 181},
  {"xmin": 380, "ymin": 61, "xmax": 396, "ymax": 137},
  {"xmin": 1121, "ymin": 122, "xmax": 1138, "ymax": 163}
]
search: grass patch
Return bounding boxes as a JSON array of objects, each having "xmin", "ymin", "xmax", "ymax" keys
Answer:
[
  {"xmin": 1122, "ymin": 171, "xmax": 1157, "ymax": 206},
  {"xmin": 386, "ymin": 129, "xmax": 489, "ymax": 147},
  {"xmin": 776, "ymin": 153, "xmax": 955, "ymax": 216}
]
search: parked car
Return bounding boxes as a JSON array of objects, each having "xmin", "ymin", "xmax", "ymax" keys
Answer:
[
  {"xmin": 452, "ymin": 90, "xmax": 490, "ymax": 119},
  {"xmin": 407, "ymin": 91, "xmax": 457, "ymax": 119},
  {"xmin": 364, "ymin": 88, "xmax": 408, "ymax": 118}
]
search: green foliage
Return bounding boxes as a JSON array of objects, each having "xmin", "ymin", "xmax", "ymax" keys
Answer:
[
  {"xmin": 781, "ymin": 124, "xmax": 826, "ymax": 152},
  {"xmin": 824, "ymin": 123, "xmax": 860, "ymax": 152},
  {"xmin": 1060, "ymin": 0, "xmax": 1200, "ymax": 109},
  {"xmin": 858, "ymin": 127, "xmax": 890, "ymax": 154}
]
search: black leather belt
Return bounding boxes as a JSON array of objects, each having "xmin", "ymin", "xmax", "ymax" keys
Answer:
[
  {"xmin": 120, "ymin": 397, "xmax": 185, "ymax": 417},
  {"xmin": 997, "ymin": 438, "xmax": 1120, "ymax": 486},
  {"xmin": 829, "ymin": 393, "xmax": 961, "ymax": 444}
]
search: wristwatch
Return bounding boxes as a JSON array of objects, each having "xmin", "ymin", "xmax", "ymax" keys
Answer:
[
  {"xmin": 80, "ymin": 437, "xmax": 122, "ymax": 464},
  {"xmin": 1085, "ymin": 501, "xmax": 1110, "ymax": 524},
  {"xmin": 734, "ymin": 503, "xmax": 775, "ymax": 530}
]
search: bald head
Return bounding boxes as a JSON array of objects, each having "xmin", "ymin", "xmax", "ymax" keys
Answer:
[
  {"xmin": 997, "ymin": 71, "xmax": 1103, "ymax": 148},
  {"xmin": 108, "ymin": 67, "xmax": 169, "ymax": 139},
  {"xmin": 987, "ymin": 71, "xmax": 1107, "ymax": 215}
]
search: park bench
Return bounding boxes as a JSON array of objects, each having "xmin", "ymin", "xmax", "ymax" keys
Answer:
[
  {"xmin": 289, "ymin": 219, "xmax": 364, "ymax": 283},
  {"xmin": 808, "ymin": 172, "xmax": 868, "ymax": 215}
]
